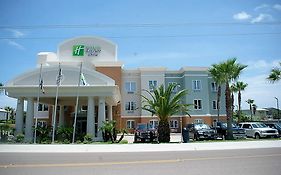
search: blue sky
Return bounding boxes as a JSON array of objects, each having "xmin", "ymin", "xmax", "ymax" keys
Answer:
[{"xmin": 0, "ymin": 0, "xmax": 280, "ymax": 110}]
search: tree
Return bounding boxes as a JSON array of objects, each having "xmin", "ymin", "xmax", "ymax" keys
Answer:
[
  {"xmin": 232, "ymin": 81, "xmax": 248, "ymax": 123},
  {"xmin": 216, "ymin": 58, "xmax": 247, "ymax": 140},
  {"xmin": 0, "ymin": 83, "xmax": 4, "ymax": 95},
  {"xmin": 142, "ymin": 83, "xmax": 191, "ymax": 143},
  {"xmin": 4, "ymin": 106, "xmax": 15, "ymax": 122},
  {"xmin": 246, "ymin": 99, "xmax": 254, "ymax": 121},
  {"xmin": 267, "ymin": 62, "xmax": 281, "ymax": 83},
  {"xmin": 209, "ymin": 64, "xmax": 224, "ymax": 122}
]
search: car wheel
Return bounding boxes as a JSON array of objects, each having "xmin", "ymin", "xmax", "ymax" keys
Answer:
[{"xmin": 255, "ymin": 133, "xmax": 260, "ymax": 139}]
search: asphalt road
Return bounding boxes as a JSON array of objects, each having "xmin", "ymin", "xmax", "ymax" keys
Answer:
[{"xmin": 0, "ymin": 148, "xmax": 281, "ymax": 175}]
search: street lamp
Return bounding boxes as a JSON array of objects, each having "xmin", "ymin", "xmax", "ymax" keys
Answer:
[{"xmin": 274, "ymin": 97, "xmax": 280, "ymax": 120}]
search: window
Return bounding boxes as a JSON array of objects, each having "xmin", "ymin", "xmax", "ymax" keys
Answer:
[
  {"xmin": 170, "ymin": 120, "xmax": 178, "ymax": 128},
  {"xmin": 168, "ymin": 82, "xmax": 179, "ymax": 93},
  {"xmin": 37, "ymin": 104, "xmax": 48, "ymax": 112},
  {"xmin": 127, "ymin": 120, "xmax": 135, "ymax": 129},
  {"xmin": 149, "ymin": 120, "xmax": 159, "ymax": 129},
  {"xmin": 125, "ymin": 81, "xmax": 136, "ymax": 93},
  {"xmin": 149, "ymin": 80, "xmax": 157, "ymax": 91},
  {"xmin": 81, "ymin": 105, "xmax": 88, "ymax": 111},
  {"xmin": 211, "ymin": 82, "xmax": 218, "ymax": 92},
  {"xmin": 125, "ymin": 102, "xmax": 136, "ymax": 112},
  {"xmin": 194, "ymin": 119, "xmax": 204, "ymax": 124},
  {"xmin": 212, "ymin": 100, "xmax": 218, "ymax": 110},
  {"xmin": 192, "ymin": 80, "xmax": 201, "ymax": 91},
  {"xmin": 194, "ymin": 99, "xmax": 202, "ymax": 110}
]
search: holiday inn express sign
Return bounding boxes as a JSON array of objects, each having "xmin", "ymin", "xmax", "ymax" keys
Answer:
[{"xmin": 72, "ymin": 45, "xmax": 101, "ymax": 57}]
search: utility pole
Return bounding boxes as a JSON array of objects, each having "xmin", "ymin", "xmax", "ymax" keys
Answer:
[{"xmin": 275, "ymin": 97, "xmax": 280, "ymax": 120}]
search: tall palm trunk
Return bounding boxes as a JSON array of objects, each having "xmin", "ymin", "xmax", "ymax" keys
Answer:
[
  {"xmin": 217, "ymin": 85, "xmax": 221, "ymax": 122},
  {"xmin": 225, "ymin": 83, "xmax": 234, "ymax": 140},
  {"xmin": 238, "ymin": 90, "xmax": 241, "ymax": 123},
  {"xmin": 158, "ymin": 120, "xmax": 170, "ymax": 143}
]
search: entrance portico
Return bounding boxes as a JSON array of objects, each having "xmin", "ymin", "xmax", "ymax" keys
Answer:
[{"xmin": 5, "ymin": 64, "xmax": 121, "ymax": 142}]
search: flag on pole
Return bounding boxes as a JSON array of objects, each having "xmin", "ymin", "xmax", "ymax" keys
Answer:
[
  {"xmin": 39, "ymin": 78, "xmax": 45, "ymax": 94},
  {"xmin": 80, "ymin": 73, "xmax": 89, "ymax": 86},
  {"xmin": 56, "ymin": 66, "xmax": 62, "ymax": 86}
]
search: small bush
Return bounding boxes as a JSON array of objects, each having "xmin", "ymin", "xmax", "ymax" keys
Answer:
[
  {"xmin": 15, "ymin": 134, "xmax": 24, "ymax": 143},
  {"xmin": 83, "ymin": 134, "xmax": 93, "ymax": 144}
]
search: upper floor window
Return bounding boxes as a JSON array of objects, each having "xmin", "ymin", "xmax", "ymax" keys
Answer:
[
  {"xmin": 212, "ymin": 100, "xmax": 218, "ymax": 110},
  {"xmin": 126, "ymin": 120, "xmax": 135, "ymax": 129},
  {"xmin": 194, "ymin": 99, "xmax": 202, "ymax": 110},
  {"xmin": 170, "ymin": 120, "xmax": 178, "ymax": 128},
  {"xmin": 149, "ymin": 80, "xmax": 157, "ymax": 91},
  {"xmin": 192, "ymin": 80, "xmax": 201, "ymax": 91},
  {"xmin": 125, "ymin": 81, "xmax": 136, "ymax": 94},
  {"xmin": 37, "ymin": 103, "xmax": 48, "ymax": 112},
  {"xmin": 125, "ymin": 102, "xmax": 136, "ymax": 112},
  {"xmin": 81, "ymin": 105, "xmax": 88, "ymax": 111},
  {"xmin": 168, "ymin": 82, "xmax": 179, "ymax": 93},
  {"xmin": 211, "ymin": 82, "xmax": 218, "ymax": 92}
]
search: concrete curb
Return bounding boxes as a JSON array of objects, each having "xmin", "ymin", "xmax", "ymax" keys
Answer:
[{"xmin": 1, "ymin": 140, "xmax": 281, "ymax": 153}]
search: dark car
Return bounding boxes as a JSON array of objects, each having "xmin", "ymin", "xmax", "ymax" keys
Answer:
[
  {"xmin": 186, "ymin": 123, "xmax": 217, "ymax": 141},
  {"xmin": 216, "ymin": 122, "xmax": 246, "ymax": 139},
  {"xmin": 134, "ymin": 123, "xmax": 158, "ymax": 143},
  {"xmin": 265, "ymin": 123, "xmax": 281, "ymax": 137}
]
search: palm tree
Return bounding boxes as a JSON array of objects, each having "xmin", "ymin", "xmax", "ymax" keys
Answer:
[
  {"xmin": 217, "ymin": 58, "xmax": 247, "ymax": 140},
  {"xmin": 142, "ymin": 83, "xmax": 191, "ymax": 143},
  {"xmin": 209, "ymin": 64, "xmax": 224, "ymax": 122},
  {"xmin": 267, "ymin": 62, "xmax": 281, "ymax": 83},
  {"xmin": 0, "ymin": 83, "xmax": 4, "ymax": 95},
  {"xmin": 232, "ymin": 81, "xmax": 248, "ymax": 123},
  {"xmin": 246, "ymin": 99, "xmax": 254, "ymax": 121}
]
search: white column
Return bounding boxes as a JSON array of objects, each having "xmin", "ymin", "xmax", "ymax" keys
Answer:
[
  {"xmin": 25, "ymin": 97, "xmax": 34, "ymax": 142},
  {"xmin": 97, "ymin": 97, "xmax": 105, "ymax": 140},
  {"xmin": 108, "ymin": 105, "xmax": 113, "ymax": 121},
  {"xmin": 87, "ymin": 97, "xmax": 95, "ymax": 139},
  {"xmin": 58, "ymin": 105, "xmax": 65, "ymax": 127},
  {"xmin": 15, "ymin": 97, "xmax": 24, "ymax": 135}
]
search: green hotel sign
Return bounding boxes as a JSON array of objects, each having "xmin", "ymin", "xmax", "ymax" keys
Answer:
[{"xmin": 72, "ymin": 45, "xmax": 101, "ymax": 57}]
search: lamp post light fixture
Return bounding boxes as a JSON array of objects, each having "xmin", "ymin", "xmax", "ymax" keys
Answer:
[{"xmin": 274, "ymin": 97, "xmax": 280, "ymax": 119}]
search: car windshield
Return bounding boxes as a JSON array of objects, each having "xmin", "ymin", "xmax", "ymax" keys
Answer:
[
  {"xmin": 252, "ymin": 123, "xmax": 268, "ymax": 128},
  {"xmin": 195, "ymin": 124, "xmax": 210, "ymax": 130},
  {"xmin": 275, "ymin": 123, "xmax": 281, "ymax": 129},
  {"xmin": 221, "ymin": 123, "xmax": 237, "ymax": 128},
  {"xmin": 137, "ymin": 124, "xmax": 147, "ymax": 130}
]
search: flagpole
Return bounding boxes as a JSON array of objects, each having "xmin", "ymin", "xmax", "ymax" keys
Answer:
[
  {"xmin": 72, "ymin": 62, "xmax": 83, "ymax": 143},
  {"xmin": 34, "ymin": 64, "xmax": 43, "ymax": 144},
  {"xmin": 52, "ymin": 63, "xmax": 61, "ymax": 143}
]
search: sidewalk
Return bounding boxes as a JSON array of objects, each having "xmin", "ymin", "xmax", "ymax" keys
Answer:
[{"xmin": 1, "ymin": 140, "xmax": 281, "ymax": 153}]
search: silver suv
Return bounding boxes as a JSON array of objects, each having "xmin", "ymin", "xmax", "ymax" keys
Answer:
[{"xmin": 239, "ymin": 122, "xmax": 278, "ymax": 139}]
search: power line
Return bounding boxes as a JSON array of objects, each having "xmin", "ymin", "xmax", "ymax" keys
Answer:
[
  {"xmin": 0, "ymin": 32, "xmax": 281, "ymax": 40},
  {"xmin": 1, "ymin": 22, "xmax": 281, "ymax": 29}
]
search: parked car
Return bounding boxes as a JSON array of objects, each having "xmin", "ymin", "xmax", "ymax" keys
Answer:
[
  {"xmin": 264, "ymin": 123, "xmax": 281, "ymax": 137},
  {"xmin": 186, "ymin": 123, "xmax": 217, "ymax": 141},
  {"xmin": 134, "ymin": 123, "xmax": 158, "ymax": 143},
  {"xmin": 215, "ymin": 122, "xmax": 246, "ymax": 139},
  {"xmin": 239, "ymin": 122, "xmax": 279, "ymax": 139}
]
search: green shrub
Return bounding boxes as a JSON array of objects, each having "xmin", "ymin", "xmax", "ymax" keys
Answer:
[
  {"xmin": 15, "ymin": 134, "xmax": 24, "ymax": 143},
  {"xmin": 83, "ymin": 134, "xmax": 93, "ymax": 144}
]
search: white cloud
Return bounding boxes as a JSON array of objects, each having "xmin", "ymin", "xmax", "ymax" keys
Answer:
[
  {"xmin": 254, "ymin": 4, "xmax": 270, "ymax": 11},
  {"xmin": 6, "ymin": 29, "xmax": 25, "ymax": 38},
  {"xmin": 5, "ymin": 39, "xmax": 25, "ymax": 50},
  {"xmin": 251, "ymin": 13, "xmax": 273, "ymax": 23},
  {"xmin": 245, "ymin": 59, "xmax": 280, "ymax": 71},
  {"xmin": 233, "ymin": 11, "xmax": 252, "ymax": 20},
  {"xmin": 273, "ymin": 4, "xmax": 281, "ymax": 11}
]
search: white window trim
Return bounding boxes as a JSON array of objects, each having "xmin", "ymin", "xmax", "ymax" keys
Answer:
[
  {"xmin": 149, "ymin": 80, "xmax": 157, "ymax": 92},
  {"xmin": 126, "ymin": 120, "xmax": 135, "ymax": 129},
  {"xmin": 211, "ymin": 82, "xmax": 218, "ymax": 92},
  {"xmin": 192, "ymin": 80, "xmax": 201, "ymax": 91},
  {"xmin": 125, "ymin": 101, "xmax": 136, "ymax": 112},
  {"xmin": 149, "ymin": 119, "xmax": 159, "ymax": 128},
  {"xmin": 170, "ymin": 120, "xmax": 178, "ymax": 128},
  {"xmin": 212, "ymin": 100, "xmax": 218, "ymax": 110},
  {"xmin": 193, "ymin": 99, "xmax": 202, "ymax": 110},
  {"xmin": 37, "ymin": 103, "xmax": 49, "ymax": 112},
  {"xmin": 125, "ymin": 81, "xmax": 136, "ymax": 93}
]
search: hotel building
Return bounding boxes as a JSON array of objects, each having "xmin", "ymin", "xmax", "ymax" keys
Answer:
[{"xmin": 4, "ymin": 36, "xmax": 226, "ymax": 142}]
